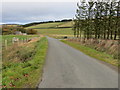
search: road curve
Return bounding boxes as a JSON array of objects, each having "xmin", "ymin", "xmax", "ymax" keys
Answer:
[{"xmin": 38, "ymin": 37, "xmax": 118, "ymax": 88}]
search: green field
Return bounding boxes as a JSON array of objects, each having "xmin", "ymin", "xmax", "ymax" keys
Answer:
[
  {"xmin": 26, "ymin": 22, "xmax": 65, "ymax": 29},
  {"xmin": 35, "ymin": 28, "xmax": 73, "ymax": 35},
  {"xmin": 57, "ymin": 21, "xmax": 73, "ymax": 28},
  {"xmin": 26, "ymin": 21, "xmax": 73, "ymax": 36}
]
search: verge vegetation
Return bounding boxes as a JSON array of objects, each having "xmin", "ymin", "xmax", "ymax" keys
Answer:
[
  {"xmin": 61, "ymin": 40, "xmax": 118, "ymax": 66},
  {"xmin": 2, "ymin": 37, "xmax": 48, "ymax": 88}
]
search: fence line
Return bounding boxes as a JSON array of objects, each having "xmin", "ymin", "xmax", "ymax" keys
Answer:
[
  {"xmin": 5, "ymin": 40, "xmax": 7, "ymax": 50},
  {"xmin": 3, "ymin": 37, "xmax": 38, "ymax": 50}
]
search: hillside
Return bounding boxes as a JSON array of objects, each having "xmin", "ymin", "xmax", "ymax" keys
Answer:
[
  {"xmin": 57, "ymin": 21, "xmax": 73, "ymax": 28},
  {"xmin": 26, "ymin": 22, "xmax": 64, "ymax": 29},
  {"xmin": 26, "ymin": 21, "xmax": 74, "ymax": 37},
  {"xmin": 26, "ymin": 21, "xmax": 73, "ymax": 29}
]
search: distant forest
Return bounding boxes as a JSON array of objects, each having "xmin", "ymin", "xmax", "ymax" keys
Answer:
[
  {"xmin": 73, "ymin": 0, "xmax": 120, "ymax": 40},
  {"xmin": 22, "ymin": 19, "xmax": 72, "ymax": 27}
]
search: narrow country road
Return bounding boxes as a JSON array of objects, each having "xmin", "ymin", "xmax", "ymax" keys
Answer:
[{"xmin": 38, "ymin": 37, "xmax": 118, "ymax": 88}]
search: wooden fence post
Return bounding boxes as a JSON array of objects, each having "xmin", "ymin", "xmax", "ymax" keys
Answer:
[
  {"xmin": 22, "ymin": 39, "xmax": 23, "ymax": 43},
  {"xmin": 12, "ymin": 38, "xmax": 14, "ymax": 45},
  {"xmin": 5, "ymin": 40, "xmax": 7, "ymax": 50}
]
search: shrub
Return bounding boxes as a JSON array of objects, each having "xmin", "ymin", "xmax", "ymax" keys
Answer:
[
  {"xmin": 26, "ymin": 29, "xmax": 37, "ymax": 35},
  {"xmin": 2, "ymin": 25, "xmax": 26, "ymax": 35}
]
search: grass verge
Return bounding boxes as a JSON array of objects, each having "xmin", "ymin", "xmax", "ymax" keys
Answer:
[
  {"xmin": 61, "ymin": 40, "xmax": 118, "ymax": 66},
  {"xmin": 2, "ymin": 37, "xmax": 48, "ymax": 88}
]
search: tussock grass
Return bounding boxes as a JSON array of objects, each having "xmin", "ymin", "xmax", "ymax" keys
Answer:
[
  {"xmin": 2, "ymin": 37, "xmax": 48, "ymax": 88},
  {"xmin": 61, "ymin": 40, "xmax": 118, "ymax": 66}
]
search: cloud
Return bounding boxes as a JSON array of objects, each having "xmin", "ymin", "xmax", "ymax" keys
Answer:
[{"xmin": 2, "ymin": 2, "xmax": 77, "ymax": 24}]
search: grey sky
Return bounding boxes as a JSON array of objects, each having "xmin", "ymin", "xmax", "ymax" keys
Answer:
[{"xmin": 2, "ymin": 2, "xmax": 77, "ymax": 24}]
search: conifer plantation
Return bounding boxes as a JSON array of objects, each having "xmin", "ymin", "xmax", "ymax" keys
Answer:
[{"xmin": 73, "ymin": 0, "xmax": 120, "ymax": 40}]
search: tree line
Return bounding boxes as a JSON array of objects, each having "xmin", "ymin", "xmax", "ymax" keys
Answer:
[
  {"xmin": 23, "ymin": 19, "xmax": 72, "ymax": 27},
  {"xmin": 73, "ymin": 0, "xmax": 120, "ymax": 40}
]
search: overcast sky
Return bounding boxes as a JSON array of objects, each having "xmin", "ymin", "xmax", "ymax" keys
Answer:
[{"xmin": 1, "ymin": 0, "xmax": 78, "ymax": 24}]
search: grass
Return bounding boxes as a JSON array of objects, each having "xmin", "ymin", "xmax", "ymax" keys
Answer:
[
  {"xmin": 26, "ymin": 22, "xmax": 65, "ymax": 29},
  {"xmin": 61, "ymin": 40, "xmax": 118, "ymax": 66},
  {"xmin": 26, "ymin": 21, "xmax": 74, "ymax": 37},
  {"xmin": 35, "ymin": 28, "xmax": 73, "ymax": 35},
  {"xmin": 2, "ymin": 37, "xmax": 48, "ymax": 88},
  {"xmin": 57, "ymin": 21, "xmax": 73, "ymax": 28},
  {"xmin": 2, "ymin": 35, "xmax": 39, "ymax": 46}
]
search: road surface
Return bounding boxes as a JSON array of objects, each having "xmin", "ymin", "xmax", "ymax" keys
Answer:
[{"xmin": 38, "ymin": 37, "xmax": 118, "ymax": 88}]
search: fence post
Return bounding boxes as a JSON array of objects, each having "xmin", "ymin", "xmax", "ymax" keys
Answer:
[
  {"xmin": 22, "ymin": 38, "xmax": 23, "ymax": 43},
  {"xmin": 12, "ymin": 38, "xmax": 14, "ymax": 45},
  {"xmin": 5, "ymin": 40, "xmax": 7, "ymax": 50},
  {"xmin": 17, "ymin": 38, "xmax": 19, "ymax": 45},
  {"xmin": 26, "ymin": 38, "xmax": 27, "ymax": 42}
]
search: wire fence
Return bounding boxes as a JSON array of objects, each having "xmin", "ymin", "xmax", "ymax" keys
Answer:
[{"xmin": 2, "ymin": 37, "xmax": 38, "ymax": 50}]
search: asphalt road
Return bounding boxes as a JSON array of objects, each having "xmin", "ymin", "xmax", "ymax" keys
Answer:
[{"xmin": 38, "ymin": 37, "xmax": 118, "ymax": 88}]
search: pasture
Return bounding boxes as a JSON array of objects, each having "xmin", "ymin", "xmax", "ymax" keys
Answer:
[
  {"xmin": 26, "ymin": 22, "xmax": 65, "ymax": 29},
  {"xmin": 26, "ymin": 21, "xmax": 74, "ymax": 37},
  {"xmin": 57, "ymin": 21, "xmax": 73, "ymax": 28},
  {"xmin": 34, "ymin": 28, "xmax": 73, "ymax": 35}
]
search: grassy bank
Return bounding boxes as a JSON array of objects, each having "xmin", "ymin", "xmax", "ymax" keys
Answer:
[
  {"xmin": 61, "ymin": 40, "xmax": 118, "ymax": 66},
  {"xmin": 2, "ymin": 37, "xmax": 48, "ymax": 88},
  {"xmin": 2, "ymin": 35, "xmax": 39, "ymax": 46}
]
